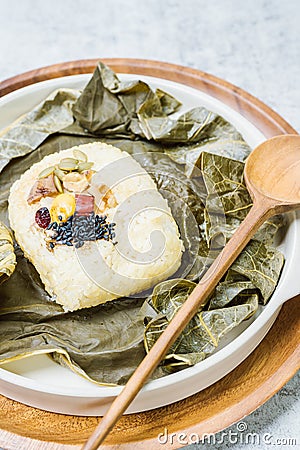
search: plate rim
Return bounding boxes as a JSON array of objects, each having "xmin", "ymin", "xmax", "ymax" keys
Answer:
[{"xmin": 0, "ymin": 58, "xmax": 299, "ymax": 449}]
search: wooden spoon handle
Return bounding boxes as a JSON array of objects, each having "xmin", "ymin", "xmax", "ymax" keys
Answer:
[{"xmin": 82, "ymin": 200, "xmax": 273, "ymax": 450}]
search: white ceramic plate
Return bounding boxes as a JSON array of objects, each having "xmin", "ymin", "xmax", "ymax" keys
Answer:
[{"xmin": 0, "ymin": 74, "xmax": 299, "ymax": 416}]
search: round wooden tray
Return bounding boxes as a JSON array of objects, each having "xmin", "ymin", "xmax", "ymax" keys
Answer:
[{"xmin": 0, "ymin": 59, "xmax": 299, "ymax": 450}]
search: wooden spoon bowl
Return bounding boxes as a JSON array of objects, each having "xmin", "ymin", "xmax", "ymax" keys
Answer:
[{"xmin": 245, "ymin": 135, "xmax": 300, "ymax": 206}]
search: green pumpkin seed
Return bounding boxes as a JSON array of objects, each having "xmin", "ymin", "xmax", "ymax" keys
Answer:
[
  {"xmin": 78, "ymin": 162, "xmax": 94, "ymax": 172},
  {"xmin": 54, "ymin": 168, "xmax": 66, "ymax": 181},
  {"xmin": 58, "ymin": 158, "xmax": 78, "ymax": 171},
  {"xmin": 59, "ymin": 158, "xmax": 79, "ymax": 165},
  {"xmin": 73, "ymin": 149, "xmax": 88, "ymax": 162},
  {"xmin": 54, "ymin": 175, "xmax": 63, "ymax": 193},
  {"xmin": 60, "ymin": 158, "xmax": 79, "ymax": 163},
  {"xmin": 38, "ymin": 166, "xmax": 55, "ymax": 179}
]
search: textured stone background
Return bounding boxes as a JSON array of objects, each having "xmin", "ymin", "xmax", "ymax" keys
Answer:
[{"xmin": 0, "ymin": 0, "xmax": 299, "ymax": 448}]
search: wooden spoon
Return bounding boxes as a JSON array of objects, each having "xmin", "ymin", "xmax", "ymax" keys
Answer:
[{"xmin": 83, "ymin": 134, "xmax": 300, "ymax": 450}]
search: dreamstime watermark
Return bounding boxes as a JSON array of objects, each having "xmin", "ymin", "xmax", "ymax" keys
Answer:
[{"xmin": 157, "ymin": 422, "xmax": 298, "ymax": 446}]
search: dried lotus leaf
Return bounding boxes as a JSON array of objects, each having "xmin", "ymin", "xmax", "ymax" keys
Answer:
[
  {"xmin": 144, "ymin": 279, "xmax": 259, "ymax": 373},
  {"xmin": 0, "ymin": 222, "xmax": 16, "ymax": 284},
  {"xmin": 0, "ymin": 89, "xmax": 80, "ymax": 175}
]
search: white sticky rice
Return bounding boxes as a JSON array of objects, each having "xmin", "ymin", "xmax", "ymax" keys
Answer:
[{"xmin": 8, "ymin": 142, "xmax": 183, "ymax": 311}]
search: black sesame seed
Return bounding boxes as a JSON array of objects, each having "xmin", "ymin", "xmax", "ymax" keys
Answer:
[{"xmin": 48, "ymin": 212, "xmax": 116, "ymax": 248}]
